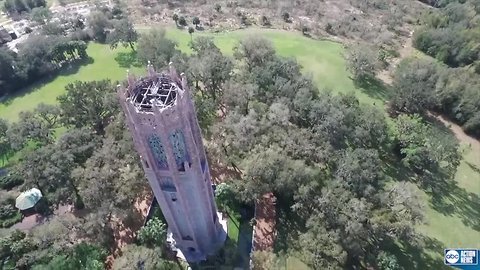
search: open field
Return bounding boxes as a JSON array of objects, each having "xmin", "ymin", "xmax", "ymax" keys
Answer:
[
  {"xmin": 0, "ymin": 44, "xmax": 144, "ymax": 121},
  {"xmin": 162, "ymin": 28, "xmax": 383, "ymax": 108},
  {"xmin": 417, "ymin": 143, "xmax": 480, "ymax": 248},
  {"xmin": 0, "ymin": 27, "xmax": 478, "ymax": 268}
]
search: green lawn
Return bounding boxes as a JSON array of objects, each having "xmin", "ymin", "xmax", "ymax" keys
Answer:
[
  {"xmin": 0, "ymin": 44, "xmax": 144, "ymax": 122},
  {"xmin": 0, "ymin": 27, "xmax": 478, "ymax": 268},
  {"xmin": 417, "ymin": 142, "xmax": 480, "ymax": 248},
  {"xmin": 286, "ymin": 256, "xmax": 311, "ymax": 270},
  {"xmin": 164, "ymin": 28, "xmax": 382, "ymax": 108},
  {"xmin": 227, "ymin": 212, "xmax": 240, "ymax": 243},
  {"xmin": 0, "ymin": 28, "xmax": 381, "ymax": 122}
]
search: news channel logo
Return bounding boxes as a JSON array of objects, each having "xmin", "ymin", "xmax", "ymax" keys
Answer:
[{"xmin": 445, "ymin": 249, "xmax": 478, "ymax": 268}]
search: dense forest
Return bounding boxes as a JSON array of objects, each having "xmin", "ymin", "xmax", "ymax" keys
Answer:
[
  {"xmin": 414, "ymin": 0, "xmax": 480, "ymax": 68},
  {"xmin": 3, "ymin": 0, "xmax": 46, "ymax": 15},
  {"xmin": 410, "ymin": 0, "xmax": 480, "ymax": 136}
]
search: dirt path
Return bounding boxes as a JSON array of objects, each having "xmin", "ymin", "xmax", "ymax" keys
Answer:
[
  {"xmin": 253, "ymin": 193, "xmax": 277, "ymax": 252},
  {"xmin": 377, "ymin": 31, "xmax": 414, "ymax": 85},
  {"xmin": 433, "ymin": 114, "xmax": 480, "ymax": 159},
  {"xmin": 105, "ymin": 192, "xmax": 153, "ymax": 269},
  {"xmin": 377, "ymin": 33, "xmax": 480, "ymax": 155}
]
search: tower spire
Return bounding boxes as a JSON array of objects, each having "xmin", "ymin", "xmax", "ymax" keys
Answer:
[
  {"xmin": 126, "ymin": 69, "xmax": 136, "ymax": 97},
  {"xmin": 147, "ymin": 60, "xmax": 156, "ymax": 77}
]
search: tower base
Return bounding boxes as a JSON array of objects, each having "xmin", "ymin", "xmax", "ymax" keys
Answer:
[{"xmin": 166, "ymin": 211, "xmax": 227, "ymax": 263}]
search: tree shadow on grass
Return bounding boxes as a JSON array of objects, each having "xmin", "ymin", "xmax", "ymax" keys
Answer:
[
  {"xmin": 354, "ymin": 76, "xmax": 391, "ymax": 102},
  {"xmin": 115, "ymin": 51, "xmax": 142, "ymax": 69},
  {"xmin": 382, "ymin": 152, "xmax": 416, "ymax": 183},
  {"xmin": 273, "ymin": 197, "xmax": 305, "ymax": 254},
  {"xmin": 391, "ymin": 153, "xmax": 480, "ymax": 232},
  {"xmin": 427, "ymin": 173, "xmax": 480, "ymax": 231},
  {"xmin": 423, "ymin": 113, "xmax": 456, "ymax": 135},
  {"xmin": 466, "ymin": 161, "xmax": 480, "ymax": 174},
  {"xmin": 417, "ymin": 115, "xmax": 480, "ymax": 231},
  {"xmin": 385, "ymin": 236, "xmax": 450, "ymax": 270},
  {"xmin": 1, "ymin": 57, "xmax": 95, "ymax": 107}
]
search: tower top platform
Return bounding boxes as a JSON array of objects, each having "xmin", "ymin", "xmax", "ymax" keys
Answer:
[
  {"xmin": 124, "ymin": 62, "xmax": 188, "ymax": 114},
  {"xmin": 130, "ymin": 74, "xmax": 180, "ymax": 112}
]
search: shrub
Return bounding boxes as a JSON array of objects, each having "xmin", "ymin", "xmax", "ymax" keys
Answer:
[
  {"xmin": 261, "ymin": 15, "xmax": 271, "ymax": 26},
  {"xmin": 193, "ymin": 16, "xmax": 200, "ymax": 27},
  {"xmin": 0, "ymin": 196, "xmax": 15, "ymax": 207},
  {"xmin": 178, "ymin": 16, "xmax": 187, "ymax": 26},
  {"xmin": 377, "ymin": 251, "xmax": 401, "ymax": 270},
  {"xmin": 302, "ymin": 25, "xmax": 310, "ymax": 35},
  {"xmin": 282, "ymin": 12, "xmax": 290, "ymax": 22},
  {"xmin": 137, "ymin": 217, "xmax": 166, "ymax": 248},
  {"xmin": 2, "ymin": 212, "xmax": 21, "ymax": 228},
  {"xmin": 240, "ymin": 14, "xmax": 250, "ymax": 26},
  {"xmin": 0, "ymin": 174, "xmax": 24, "ymax": 190},
  {"xmin": 0, "ymin": 204, "xmax": 16, "ymax": 219},
  {"xmin": 325, "ymin": 22, "xmax": 333, "ymax": 34}
]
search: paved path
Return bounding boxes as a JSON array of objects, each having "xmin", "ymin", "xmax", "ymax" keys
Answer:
[{"xmin": 253, "ymin": 193, "xmax": 276, "ymax": 252}]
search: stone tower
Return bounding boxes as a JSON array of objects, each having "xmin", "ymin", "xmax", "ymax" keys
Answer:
[{"xmin": 118, "ymin": 63, "xmax": 225, "ymax": 262}]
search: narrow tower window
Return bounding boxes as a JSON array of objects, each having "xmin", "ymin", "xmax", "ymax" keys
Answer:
[
  {"xmin": 147, "ymin": 134, "xmax": 168, "ymax": 170},
  {"xmin": 169, "ymin": 129, "xmax": 191, "ymax": 171}
]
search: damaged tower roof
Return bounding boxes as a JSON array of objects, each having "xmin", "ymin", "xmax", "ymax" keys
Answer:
[
  {"xmin": 130, "ymin": 74, "xmax": 179, "ymax": 112},
  {"xmin": 125, "ymin": 62, "xmax": 186, "ymax": 113}
]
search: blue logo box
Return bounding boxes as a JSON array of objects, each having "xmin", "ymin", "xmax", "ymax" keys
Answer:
[{"xmin": 445, "ymin": 249, "xmax": 478, "ymax": 266}]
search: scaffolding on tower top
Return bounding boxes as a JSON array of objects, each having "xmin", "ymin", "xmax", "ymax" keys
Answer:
[{"xmin": 128, "ymin": 73, "xmax": 182, "ymax": 112}]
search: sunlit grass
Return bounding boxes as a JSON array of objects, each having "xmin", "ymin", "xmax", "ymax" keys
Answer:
[{"xmin": 0, "ymin": 44, "xmax": 144, "ymax": 122}]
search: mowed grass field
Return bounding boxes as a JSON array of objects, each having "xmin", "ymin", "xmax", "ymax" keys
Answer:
[
  {"xmin": 162, "ymin": 28, "xmax": 381, "ymax": 106},
  {"xmin": 0, "ymin": 27, "xmax": 478, "ymax": 267},
  {"xmin": 0, "ymin": 44, "xmax": 144, "ymax": 121}
]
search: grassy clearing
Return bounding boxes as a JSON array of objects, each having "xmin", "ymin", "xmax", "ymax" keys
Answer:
[
  {"xmin": 417, "ymin": 142, "xmax": 480, "ymax": 248},
  {"xmin": 0, "ymin": 44, "xmax": 144, "ymax": 122},
  {"xmin": 0, "ymin": 28, "xmax": 381, "ymax": 121},
  {"xmin": 227, "ymin": 212, "xmax": 240, "ymax": 243},
  {"xmin": 285, "ymin": 257, "xmax": 310, "ymax": 270},
  {"xmin": 163, "ymin": 28, "xmax": 383, "ymax": 108}
]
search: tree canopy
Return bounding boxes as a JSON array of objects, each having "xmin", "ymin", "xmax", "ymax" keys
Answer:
[
  {"xmin": 58, "ymin": 80, "xmax": 119, "ymax": 135},
  {"xmin": 107, "ymin": 18, "xmax": 138, "ymax": 51},
  {"xmin": 136, "ymin": 28, "xmax": 181, "ymax": 69}
]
